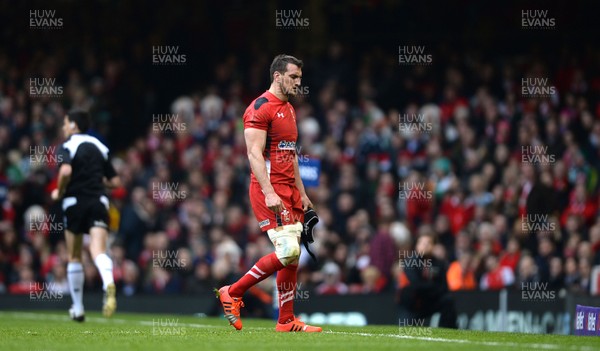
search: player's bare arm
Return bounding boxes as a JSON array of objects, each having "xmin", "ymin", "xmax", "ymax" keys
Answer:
[
  {"xmin": 51, "ymin": 163, "xmax": 72, "ymax": 200},
  {"xmin": 293, "ymin": 153, "xmax": 312, "ymax": 211},
  {"xmin": 244, "ymin": 127, "xmax": 283, "ymax": 213}
]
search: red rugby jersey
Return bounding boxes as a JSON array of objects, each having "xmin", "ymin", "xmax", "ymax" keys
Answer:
[{"xmin": 243, "ymin": 91, "xmax": 298, "ymax": 185}]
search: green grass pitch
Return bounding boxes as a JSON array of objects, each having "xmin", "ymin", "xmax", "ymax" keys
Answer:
[{"xmin": 1, "ymin": 311, "xmax": 597, "ymax": 351}]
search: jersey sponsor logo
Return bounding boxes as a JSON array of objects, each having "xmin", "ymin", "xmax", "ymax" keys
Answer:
[
  {"xmin": 258, "ymin": 219, "xmax": 271, "ymax": 228},
  {"xmin": 278, "ymin": 140, "xmax": 296, "ymax": 150},
  {"xmin": 277, "ymin": 112, "xmax": 285, "ymax": 118}
]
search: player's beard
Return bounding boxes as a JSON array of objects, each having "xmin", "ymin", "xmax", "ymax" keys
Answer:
[{"xmin": 280, "ymin": 81, "xmax": 296, "ymax": 99}]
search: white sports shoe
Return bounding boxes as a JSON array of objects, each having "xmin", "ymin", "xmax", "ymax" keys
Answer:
[
  {"xmin": 102, "ymin": 283, "xmax": 117, "ymax": 317},
  {"xmin": 69, "ymin": 306, "xmax": 85, "ymax": 322}
]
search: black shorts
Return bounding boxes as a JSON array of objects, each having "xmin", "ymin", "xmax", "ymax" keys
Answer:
[{"xmin": 62, "ymin": 195, "xmax": 110, "ymax": 234}]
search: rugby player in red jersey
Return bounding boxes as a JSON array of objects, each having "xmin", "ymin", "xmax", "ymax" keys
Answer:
[{"xmin": 216, "ymin": 54, "xmax": 321, "ymax": 332}]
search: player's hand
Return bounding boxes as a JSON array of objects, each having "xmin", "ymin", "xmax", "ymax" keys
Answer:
[
  {"xmin": 301, "ymin": 194, "xmax": 313, "ymax": 211},
  {"xmin": 265, "ymin": 192, "xmax": 284, "ymax": 213},
  {"xmin": 51, "ymin": 189, "xmax": 60, "ymax": 201}
]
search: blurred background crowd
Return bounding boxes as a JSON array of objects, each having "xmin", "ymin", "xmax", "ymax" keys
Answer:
[{"xmin": 1, "ymin": 1, "xmax": 599, "ymax": 315}]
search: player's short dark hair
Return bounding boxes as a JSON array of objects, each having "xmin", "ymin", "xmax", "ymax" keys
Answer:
[
  {"xmin": 270, "ymin": 54, "xmax": 303, "ymax": 82},
  {"xmin": 66, "ymin": 110, "xmax": 91, "ymax": 132}
]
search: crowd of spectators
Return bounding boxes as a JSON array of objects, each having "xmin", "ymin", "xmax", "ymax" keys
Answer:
[{"xmin": 1, "ymin": 3, "xmax": 600, "ymax": 310}]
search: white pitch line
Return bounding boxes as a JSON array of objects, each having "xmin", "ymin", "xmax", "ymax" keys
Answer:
[
  {"xmin": 2, "ymin": 312, "xmax": 596, "ymax": 351},
  {"xmin": 0, "ymin": 311, "xmax": 222, "ymax": 329},
  {"xmin": 327, "ymin": 331, "xmax": 596, "ymax": 351}
]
